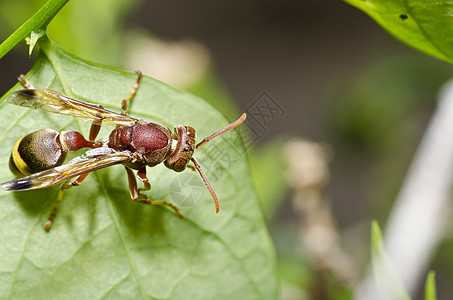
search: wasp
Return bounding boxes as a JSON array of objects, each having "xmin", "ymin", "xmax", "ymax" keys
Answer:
[{"xmin": 1, "ymin": 72, "xmax": 246, "ymax": 230}]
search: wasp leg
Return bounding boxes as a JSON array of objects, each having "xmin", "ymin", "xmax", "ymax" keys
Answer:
[
  {"xmin": 124, "ymin": 166, "xmax": 185, "ymax": 219},
  {"xmin": 121, "ymin": 71, "xmax": 143, "ymax": 116},
  {"xmin": 89, "ymin": 120, "xmax": 102, "ymax": 142},
  {"xmin": 18, "ymin": 74, "xmax": 35, "ymax": 89},
  {"xmin": 90, "ymin": 71, "xmax": 142, "ymax": 137},
  {"xmin": 43, "ymin": 172, "xmax": 91, "ymax": 231},
  {"xmin": 136, "ymin": 166, "xmax": 151, "ymax": 194}
]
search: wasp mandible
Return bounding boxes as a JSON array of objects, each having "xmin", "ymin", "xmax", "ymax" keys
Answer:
[{"xmin": 1, "ymin": 72, "xmax": 246, "ymax": 230}]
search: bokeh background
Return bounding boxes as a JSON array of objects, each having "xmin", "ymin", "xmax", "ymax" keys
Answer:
[{"xmin": 2, "ymin": 0, "xmax": 453, "ymax": 299}]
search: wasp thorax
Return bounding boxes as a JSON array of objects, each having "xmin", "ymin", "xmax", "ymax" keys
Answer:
[
  {"xmin": 164, "ymin": 125, "xmax": 196, "ymax": 172},
  {"xmin": 108, "ymin": 122, "xmax": 173, "ymax": 169},
  {"xmin": 9, "ymin": 129, "xmax": 67, "ymax": 176}
]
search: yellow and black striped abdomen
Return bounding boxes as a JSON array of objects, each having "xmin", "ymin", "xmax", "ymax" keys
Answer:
[{"xmin": 9, "ymin": 129, "xmax": 67, "ymax": 176}]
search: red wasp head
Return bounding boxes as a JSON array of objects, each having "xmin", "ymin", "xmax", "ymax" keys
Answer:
[
  {"xmin": 164, "ymin": 125, "xmax": 196, "ymax": 172},
  {"xmin": 164, "ymin": 113, "xmax": 247, "ymax": 213}
]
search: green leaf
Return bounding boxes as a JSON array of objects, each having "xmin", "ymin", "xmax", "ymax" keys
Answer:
[
  {"xmin": 0, "ymin": 39, "xmax": 277, "ymax": 299},
  {"xmin": 343, "ymin": 0, "xmax": 453, "ymax": 63},
  {"xmin": 25, "ymin": 29, "xmax": 46, "ymax": 56},
  {"xmin": 371, "ymin": 221, "xmax": 412, "ymax": 300},
  {"xmin": 425, "ymin": 271, "xmax": 437, "ymax": 300}
]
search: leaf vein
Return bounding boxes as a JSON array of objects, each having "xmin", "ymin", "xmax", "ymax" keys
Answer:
[
  {"xmin": 184, "ymin": 218, "xmax": 263, "ymax": 298},
  {"xmin": 96, "ymin": 172, "xmax": 147, "ymax": 299}
]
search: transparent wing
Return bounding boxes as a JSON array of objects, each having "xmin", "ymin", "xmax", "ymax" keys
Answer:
[
  {"xmin": 7, "ymin": 89, "xmax": 138, "ymax": 126},
  {"xmin": 1, "ymin": 150, "xmax": 132, "ymax": 191}
]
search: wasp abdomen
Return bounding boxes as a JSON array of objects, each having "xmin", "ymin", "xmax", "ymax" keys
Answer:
[
  {"xmin": 9, "ymin": 129, "xmax": 67, "ymax": 176},
  {"xmin": 9, "ymin": 129, "xmax": 97, "ymax": 177}
]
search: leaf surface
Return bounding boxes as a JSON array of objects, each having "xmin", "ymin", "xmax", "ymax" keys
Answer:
[
  {"xmin": 0, "ymin": 40, "xmax": 277, "ymax": 299},
  {"xmin": 424, "ymin": 271, "xmax": 437, "ymax": 300},
  {"xmin": 343, "ymin": 0, "xmax": 453, "ymax": 63},
  {"xmin": 371, "ymin": 221, "xmax": 411, "ymax": 300}
]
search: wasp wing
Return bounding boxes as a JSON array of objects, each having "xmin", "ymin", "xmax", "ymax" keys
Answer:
[
  {"xmin": 7, "ymin": 89, "xmax": 138, "ymax": 126},
  {"xmin": 1, "ymin": 150, "xmax": 132, "ymax": 191}
]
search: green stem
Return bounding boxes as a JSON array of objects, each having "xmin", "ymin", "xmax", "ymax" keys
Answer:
[{"xmin": 0, "ymin": 0, "xmax": 70, "ymax": 59}]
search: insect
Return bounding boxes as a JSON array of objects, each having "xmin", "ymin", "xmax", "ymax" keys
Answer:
[{"xmin": 1, "ymin": 72, "xmax": 246, "ymax": 230}]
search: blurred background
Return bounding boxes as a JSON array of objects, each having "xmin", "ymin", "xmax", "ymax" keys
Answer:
[{"xmin": 2, "ymin": 0, "xmax": 453, "ymax": 299}]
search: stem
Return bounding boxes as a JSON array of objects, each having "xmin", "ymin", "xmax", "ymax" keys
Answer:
[{"xmin": 0, "ymin": 0, "xmax": 70, "ymax": 59}]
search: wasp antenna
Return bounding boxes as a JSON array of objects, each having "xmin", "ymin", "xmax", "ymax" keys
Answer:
[
  {"xmin": 191, "ymin": 157, "xmax": 220, "ymax": 213},
  {"xmin": 196, "ymin": 113, "xmax": 247, "ymax": 149}
]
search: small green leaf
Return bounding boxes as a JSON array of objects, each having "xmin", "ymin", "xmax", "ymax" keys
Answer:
[
  {"xmin": 371, "ymin": 221, "xmax": 412, "ymax": 300},
  {"xmin": 0, "ymin": 39, "xmax": 277, "ymax": 299},
  {"xmin": 343, "ymin": 0, "xmax": 453, "ymax": 63},
  {"xmin": 425, "ymin": 271, "xmax": 437, "ymax": 300},
  {"xmin": 25, "ymin": 29, "xmax": 46, "ymax": 56}
]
